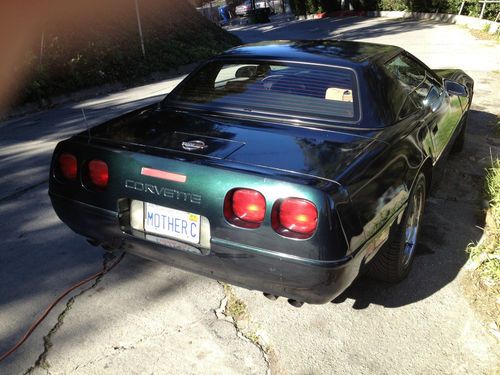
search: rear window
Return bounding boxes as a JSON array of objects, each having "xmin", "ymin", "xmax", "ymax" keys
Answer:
[{"xmin": 167, "ymin": 61, "xmax": 359, "ymax": 122}]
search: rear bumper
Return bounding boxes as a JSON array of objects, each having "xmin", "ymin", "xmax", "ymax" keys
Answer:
[{"xmin": 50, "ymin": 193, "xmax": 364, "ymax": 304}]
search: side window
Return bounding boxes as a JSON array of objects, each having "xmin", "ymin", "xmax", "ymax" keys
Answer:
[
  {"xmin": 385, "ymin": 55, "xmax": 426, "ymax": 91},
  {"xmin": 385, "ymin": 54, "xmax": 440, "ymax": 118}
]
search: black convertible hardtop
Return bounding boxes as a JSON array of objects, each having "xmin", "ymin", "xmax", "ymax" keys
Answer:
[
  {"xmin": 219, "ymin": 40, "xmax": 403, "ymax": 68},
  {"xmin": 166, "ymin": 40, "xmax": 408, "ymax": 128}
]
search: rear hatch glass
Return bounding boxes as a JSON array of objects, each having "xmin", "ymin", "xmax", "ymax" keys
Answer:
[{"xmin": 166, "ymin": 61, "xmax": 360, "ymax": 122}]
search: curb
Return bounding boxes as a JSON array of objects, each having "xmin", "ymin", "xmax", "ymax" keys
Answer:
[
  {"xmin": 261, "ymin": 10, "xmax": 499, "ymax": 34},
  {"xmin": 366, "ymin": 11, "xmax": 499, "ymax": 34}
]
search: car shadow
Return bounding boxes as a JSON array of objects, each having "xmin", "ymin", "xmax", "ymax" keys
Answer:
[
  {"xmin": 333, "ymin": 197, "xmax": 483, "ymax": 309},
  {"xmin": 332, "ymin": 108, "xmax": 499, "ymax": 309}
]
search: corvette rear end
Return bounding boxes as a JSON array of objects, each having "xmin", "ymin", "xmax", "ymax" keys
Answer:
[
  {"xmin": 49, "ymin": 121, "xmax": 362, "ymax": 304},
  {"xmin": 49, "ymin": 40, "xmax": 473, "ymax": 305}
]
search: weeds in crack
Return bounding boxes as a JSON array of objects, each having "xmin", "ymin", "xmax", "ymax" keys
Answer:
[
  {"xmin": 221, "ymin": 283, "xmax": 249, "ymax": 321},
  {"xmin": 217, "ymin": 282, "xmax": 274, "ymax": 374}
]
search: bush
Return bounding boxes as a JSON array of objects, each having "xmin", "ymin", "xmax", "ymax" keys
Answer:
[
  {"xmin": 378, "ymin": 0, "xmax": 409, "ymax": 11},
  {"xmin": 291, "ymin": 0, "xmax": 498, "ymax": 20},
  {"xmin": 290, "ymin": 0, "xmax": 334, "ymax": 14},
  {"xmin": 466, "ymin": 159, "xmax": 500, "ymax": 326}
]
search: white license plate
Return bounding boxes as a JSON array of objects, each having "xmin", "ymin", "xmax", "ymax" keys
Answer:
[{"xmin": 144, "ymin": 202, "xmax": 200, "ymax": 244}]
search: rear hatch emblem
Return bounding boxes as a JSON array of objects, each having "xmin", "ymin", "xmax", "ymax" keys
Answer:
[{"xmin": 182, "ymin": 140, "xmax": 207, "ymax": 151}]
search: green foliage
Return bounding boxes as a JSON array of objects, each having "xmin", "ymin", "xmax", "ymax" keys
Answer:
[
  {"xmin": 459, "ymin": 0, "xmax": 500, "ymax": 19},
  {"xmin": 291, "ymin": 0, "xmax": 497, "ymax": 19},
  {"xmin": 468, "ymin": 158, "xmax": 500, "ymax": 288},
  {"xmin": 432, "ymin": 0, "xmax": 462, "ymax": 13},
  {"xmin": 289, "ymin": 0, "xmax": 307, "ymax": 15},
  {"xmin": 19, "ymin": 0, "xmax": 240, "ymax": 105},
  {"xmin": 378, "ymin": 0, "xmax": 409, "ymax": 11},
  {"xmin": 291, "ymin": 0, "xmax": 334, "ymax": 14},
  {"xmin": 461, "ymin": 0, "xmax": 482, "ymax": 17},
  {"xmin": 305, "ymin": 0, "xmax": 319, "ymax": 13}
]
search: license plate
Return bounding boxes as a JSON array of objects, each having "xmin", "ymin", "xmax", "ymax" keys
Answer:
[{"xmin": 144, "ymin": 202, "xmax": 200, "ymax": 244}]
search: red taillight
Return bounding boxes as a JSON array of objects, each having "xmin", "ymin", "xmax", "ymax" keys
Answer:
[
  {"xmin": 58, "ymin": 153, "xmax": 77, "ymax": 181},
  {"xmin": 273, "ymin": 198, "xmax": 318, "ymax": 237},
  {"xmin": 233, "ymin": 189, "xmax": 266, "ymax": 223},
  {"xmin": 88, "ymin": 160, "xmax": 109, "ymax": 188},
  {"xmin": 224, "ymin": 188, "xmax": 266, "ymax": 228}
]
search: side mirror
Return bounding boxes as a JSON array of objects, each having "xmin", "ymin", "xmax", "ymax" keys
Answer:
[{"xmin": 444, "ymin": 79, "xmax": 468, "ymax": 97}]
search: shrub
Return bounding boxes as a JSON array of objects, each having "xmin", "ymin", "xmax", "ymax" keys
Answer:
[
  {"xmin": 291, "ymin": 0, "xmax": 498, "ymax": 19},
  {"xmin": 466, "ymin": 159, "xmax": 500, "ymax": 326},
  {"xmin": 378, "ymin": 0, "xmax": 409, "ymax": 11}
]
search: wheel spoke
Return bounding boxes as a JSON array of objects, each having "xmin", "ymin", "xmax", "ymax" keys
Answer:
[{"xmin": 402, "ymin": 186, "xmax": 424, "ymax": 268}]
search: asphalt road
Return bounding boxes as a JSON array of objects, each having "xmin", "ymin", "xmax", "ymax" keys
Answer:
[{"xmin": 1, "ymin": 16, "xmax": 499, "ymax": 374}]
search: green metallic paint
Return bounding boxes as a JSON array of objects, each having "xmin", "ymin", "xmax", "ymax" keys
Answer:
[{"xmin": 48, "ymin": 41, "xmax": 475, "ymax": 304}]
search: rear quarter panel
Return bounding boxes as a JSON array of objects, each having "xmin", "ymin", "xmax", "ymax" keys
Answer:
[{"xmin": 336, "ymin": 115, "xmax": 429, "ymax": 259}]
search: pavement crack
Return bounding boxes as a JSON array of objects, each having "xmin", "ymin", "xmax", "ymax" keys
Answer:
[
  {"xmin": 215, "ymin": 282, "xmax": 274, "ymax": 375},
  {"xmin": 23, "ymin": 252, "xmax": 118, "ymax": 374},
  {"xmin": 71, "ymin": 321, "xmax": 178, "ymax": 372}
]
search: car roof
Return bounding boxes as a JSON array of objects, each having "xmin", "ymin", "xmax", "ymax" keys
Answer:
[{"xmin": 219, "ymin": 40, "xmax": 402, "ymax": 68}]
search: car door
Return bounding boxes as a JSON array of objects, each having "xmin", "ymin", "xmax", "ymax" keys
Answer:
[
  {"xmin": 422, "ymin": 80, "xmax": 463, "ymax": 161},
  {"xmin": 384, "ymin": 53, "xmax": 462, "ymax": 163}
]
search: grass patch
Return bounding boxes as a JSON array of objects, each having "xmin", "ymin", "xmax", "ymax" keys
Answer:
[
  {"xmin": 465, "ymin": 158, "xmax": 500, "ymax": 327},
  {"xmin": 469, "ymin": 28, "xmax": 500, "ymax": 42},
  {"xmin": 222, "ymin": 283, "xmax": 249, "ymax": 322},
  {"xmin": 219, "ymin": 283, "xmax": 274, "ymax": 360}
]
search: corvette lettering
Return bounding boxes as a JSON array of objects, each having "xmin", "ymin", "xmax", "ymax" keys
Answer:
[{"xmin": 125, "ymin": 179, "xmax": 201, "ymax": 204}]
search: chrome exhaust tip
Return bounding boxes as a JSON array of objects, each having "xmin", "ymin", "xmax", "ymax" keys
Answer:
[
  {"xmin": 287, "ymin": 299, "xmax": 304, "ymax": 308},
  {"xmin": 263, "ymin": 293, "xmax": 278, "ymax": 301}
]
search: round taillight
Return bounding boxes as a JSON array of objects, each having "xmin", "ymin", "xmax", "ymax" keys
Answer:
[
  {"xmin": 233, "ymin": 189, "xmax": 266, "ymax": 223},
  {"xmin": 58, "ymin": 153, "xmax": 77, "ymax": 181},
  {"xmin": 272, "ymin": 198, "xmax": 318, "ymax": 238},
  {"xmin": 224, "ymin": 188, "xmax": 266, "ymax": 228},
  {"xmin": 88, "ymin": 160, "xmax": 109, "ymax": 188}
]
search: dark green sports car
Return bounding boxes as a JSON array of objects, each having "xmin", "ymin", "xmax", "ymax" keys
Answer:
[{"xmin": 49, "ymin": 41, "xmax": 473, "ymax": 306}]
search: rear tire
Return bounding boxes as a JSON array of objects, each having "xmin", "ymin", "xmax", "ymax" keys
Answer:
[{"xmin": 367, "ymin": 173, "xmax": 426, "ymax": 282}]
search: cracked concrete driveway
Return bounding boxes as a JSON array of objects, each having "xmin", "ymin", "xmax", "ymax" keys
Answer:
[{"xmin": 1, "ymin": 16, "xmax": 499, "ymax": 374}]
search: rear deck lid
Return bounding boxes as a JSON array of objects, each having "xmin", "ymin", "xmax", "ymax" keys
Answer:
[
  {"xmin": 89, "ymin": 107, "xmax": 245, "ymax": 159},
  {"xmin": 87, "ymin": 107, "xmax": 382, "ymax": 181}
]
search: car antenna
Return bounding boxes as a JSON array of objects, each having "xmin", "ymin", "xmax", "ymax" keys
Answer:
[{"xmin": 81, "ymin": 108, "xmax": 91, "ymax": 141}]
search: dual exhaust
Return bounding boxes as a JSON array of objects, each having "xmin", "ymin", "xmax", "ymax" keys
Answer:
[{"xmin": 263, "ymin": 293, "xmax": 304, "ymax": 308}]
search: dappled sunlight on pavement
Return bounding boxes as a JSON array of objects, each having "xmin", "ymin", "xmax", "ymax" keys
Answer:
[
  {"xmin": 0, "ymin": 74, "xmax": 184, "ymax": 201},
  {"xmin": 74, "ymin": 75, "xmax": 185, "ymax": 110},
  {"xmin": 231, "ymin": 17, "xmax": 500, "ymax": 72}
]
